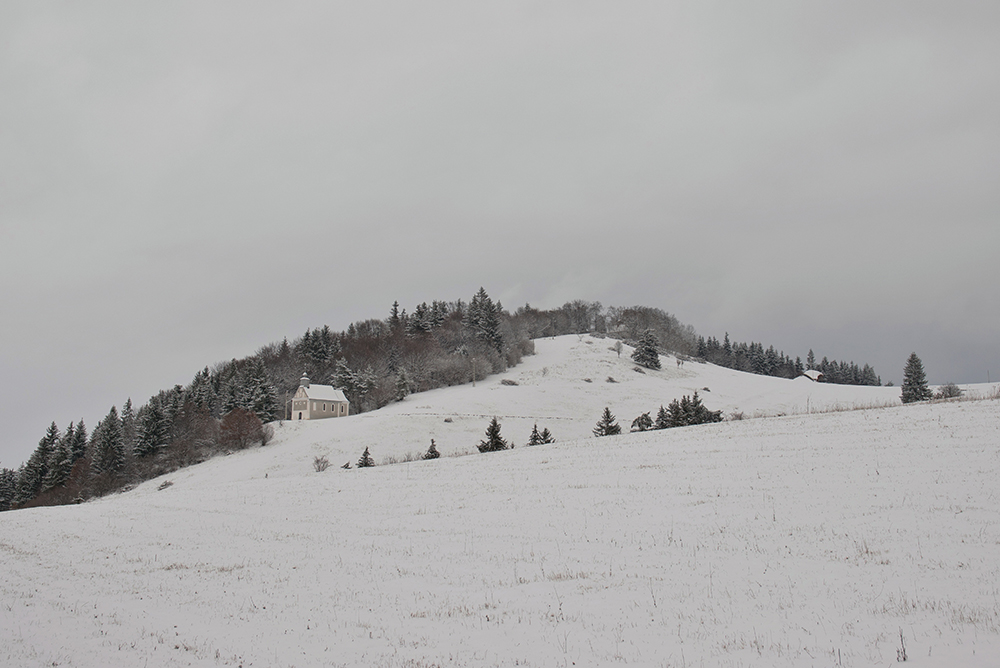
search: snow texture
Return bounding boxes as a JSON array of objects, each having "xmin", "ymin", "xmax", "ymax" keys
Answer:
[{"xmin": 2, "ymin": 335, "xmax": 998, "ymax": 667}]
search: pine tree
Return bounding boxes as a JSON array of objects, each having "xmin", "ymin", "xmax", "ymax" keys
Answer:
[
  {"xmin": 527, "ymin": 423, "xmax": 543, "ymax": 446},
  {"xmin": 478, "ymin": 417, "xmax": 509, "ymax": 452},
  {"xmin": 631, "ymin": 330, "xmax": 661, "ymax": 370},
  {"xmin": 631, "ymin": 412, "xmax": 653, "ymax": 432},
  {"xmin": 121, "ymin": 398, "xmax": 137, "ymax": 456},
  {"xmin": 395, "ymin": 370, "xmax": 410, "ymax": 401},
  {"xmin": 423, "ymin": 439, "xmax": 440, "ymax": 460},
  {"xmin": 244, "ymin": 358, "xmax": 279, "ymax": 422},
  {"xmin": 135, "ymin": 400, "xmax": 168, "ymax": 458},
  {"xmin": 92, "ymin": 406, "xmax": 125, "ymax": 475},
  {"xmin": 41, "ymin": 424, "xmax": 74, "ymax": 491},
  {"xmin": 901, "ymin": 353, "xmax": 932, "ymax": 403},
  {"xmin": 357, "ymin": 447, "xmax": 375, "ymax": 468},
  {"xmin": 539, "ymin": 427, "xmax": 554, "ymax": 444},
  {"xmin": 593, "ymin": 407, "xmax": 622, "ymax": 437},
  {"xmin": 0, "ymin": 467, "xmax": 18, "ymax": 511},
  {"xmin": 18, "ymin": 422, "xmax": 60, "ymax": 502},
  {"xmin": 70, "ymin": 420, "xmax": 88, "ymax": 462},
  {"xmin": 654, "ymin": 405, "xmax": 670, "ymax": 430}
]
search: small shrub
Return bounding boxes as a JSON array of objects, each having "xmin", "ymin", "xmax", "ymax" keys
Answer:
[
  {"xmin": 313, "ymin": 456, "xmax": 330, "ymax": 472},
  {"xmin": 500, "ymin": 379, "xmax": 519, "ymax": 386},
  {"xmin": 157, "ymin": 480, "xmax": 174, "ymax": 491},
  {"xmin": 729, "ymin": 411, "xmax": 746, "ymax": 421},
  {"xmin": 341, "ymin": 461, "xmax": 352, "ymax": 469},
  {"xmin": 583, "ymin": 378, "xmax": 593, "ymax": 383},
  {"xmin": 630, "ymin": 412, "xmax": 652, "ymax": 432},
  {"xmin": 632, "ymin": 366, "xmax": 645, "ymax": 374},
  {"xmin": 934, "ymin": 383, "xmax": 962, "ymax": 400},
  {"xmin": 443, "ymin": 417, "xmax": 453, "ymax": 423},
  {"xmin": 606, "ymin": 376, "xmax": 617, "ymax": 383}
]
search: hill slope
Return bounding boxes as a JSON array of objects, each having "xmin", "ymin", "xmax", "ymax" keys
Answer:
[{"xmin": 2, "ymin": 335, "xmax": 998, "ymax": 667}]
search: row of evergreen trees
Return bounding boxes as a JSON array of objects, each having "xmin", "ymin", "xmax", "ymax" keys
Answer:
[{"xmin": 696, "ymin": 334, "xmax": 880, "ymax": 386}]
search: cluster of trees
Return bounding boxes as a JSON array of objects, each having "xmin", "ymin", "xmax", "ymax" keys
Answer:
[
  {"xmin": 3, "ymin": 288, "xmax": 533, "ymax": 512},
  {"xmin": 512, "ymin": 302, "xmax": 697, "ymax": 356},
  {"xmin": 632, "ymin": 393, "xmax": 723, "ymax": 431},
  {"xmin": 477, "ymin": 417, "xmax": 556, "ymax": 453},
  {"xmin": 696, "ymin": 334, "xmax": 880, "ymax": 386}
]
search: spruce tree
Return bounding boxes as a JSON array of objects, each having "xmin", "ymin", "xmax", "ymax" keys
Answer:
[
  {"xmin": 901, "ymin": 353, "xmax": 932, "ymax": 403},
  {"xmin": 478, "ymin": 416, "xmax": 509, "ymax": 452},
  {"xmin": 92, "ymin": 406, "xmax": 125, "ymax": 475},
  {"xmin": 423, "ymin": 439, "xmax": 440, "ymax": 460},
  {"xmin": 539, "ymin": 427, "xmax": 555, "ymax": 444},
  {"xmin": 527, "ymin": 423, "xmax": 543, "ymax": 446},
  {"xmin": 121, "ymin": 398, "xmax": 137, "ymax": 455},
  {"xmin": 135, "ymin": 400, "xmax": 168, "ymax": 458},
  {"xmin": 0, "ymin": 468, "xmax": 17, "ymax": 511},
  {"xmin": 631, "ymin": 330, "xmax": 661, "ymax": 370},
  {"xmin": 357, "ymin": 447, "xmax": 375, "ymax": 468},
  {"xmin": 593, "ymin": 407, "xmax": 622, "ymax": 437},
  {"xmin": 654, "ymin": 405, "xmax": 670, "ymax": 430}
]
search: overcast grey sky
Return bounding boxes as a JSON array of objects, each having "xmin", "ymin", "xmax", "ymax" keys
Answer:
[{"xmin": 2, "ymin": 1, "xmax": 998, "ymax": 467}]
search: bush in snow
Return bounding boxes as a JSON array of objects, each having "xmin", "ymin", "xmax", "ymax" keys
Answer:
[
  {"xmin": 313, "ymin": 456, "xmax": 330, "ymax": 472},
  {"xmin": 630, "ymin": 412, "xmax": 653, "ymax": 432},
  {"xmin": 934, "ymin": 383, "xmax": 962, "ymax": 400},
  {"xmin": 219, "ymin": 408, "xmax": 266, "ymax": 450}
]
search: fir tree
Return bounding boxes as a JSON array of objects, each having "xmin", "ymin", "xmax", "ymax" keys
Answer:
[
  {"xmin": 539, "ymin": 427, "xmax": 554, "ymax": 444},
  {"xmin": 478, "ymin": 417, "xmax": 509, "ymax": 453},
  {"xmin": 0, "ymin": 467, "xmax": 17, "ymax": 512},
  {"xmin": 92, "ymin": 406, "xmax": 125, "ymax": 475},
  {"xmin": 593, "ymin": 407, "xmax": 622, "ymax": 437},
  {"xmin": 121, "ymin": 398, "xmax": 137, "ymax": 456},
  {"xmin": 134, "ymin": 400, "xmax": 168, "ymax": 458},
  {"xmin": 244, "ymin": 358, "xmax": 279, "ymax": 422},
  {"xmin": 357, "ymin": 447, "xmax": 375, "ymax": 468},
  {"xmin": 423, "ymin": 439, "xmax": 440, "ymax": 460},
  {"xmin": 631, "ymin": 412, "xmax": 653, "ymax": 432},
  {"xmin": 631, "ymin": 330, "xmax": 661, "ymax": 370},
  {"xmin": 654, "ymin": 405, "xmax": 670, "ymax": 430},
  {"xmin": 70, "ymin": 420, "xmax": 88, "ymax": 462},
  {"xmin": 395, "ymin": 370, "xmax": 410, "ymax": 401},
  {"xmin": 42, "ymin": 424, "xmax": 74, "ymax": 491},
  {"xmin": 901, "ymin": 353, "xmax": 932, "ymax": 403},
  {"xmin": 18, "ymin": 422, "xmax": 60, "ymax": 502},
  {"xmin": 527, "ymin": 423, "xmax": 543, "ymax": 446}
]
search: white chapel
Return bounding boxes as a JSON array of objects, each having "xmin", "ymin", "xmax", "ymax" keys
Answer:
[{"xmin": 291, "ymin": 374, "xmax": 350, "ymax": 420}]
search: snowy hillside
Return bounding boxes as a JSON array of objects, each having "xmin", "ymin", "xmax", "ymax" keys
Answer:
[{"xmin": 2, "ymin": 335, "xmax": 998, "ymax": 667}]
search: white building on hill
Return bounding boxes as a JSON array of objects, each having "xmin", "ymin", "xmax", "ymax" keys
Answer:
[{"xmin": 291, "ymin": 374, "xmax": 349, "ymax": 420}]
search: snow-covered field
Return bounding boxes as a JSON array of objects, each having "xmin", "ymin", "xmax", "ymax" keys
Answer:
[{"xmin": 2, "ymin": 335, "xmax": 998, "ymax": 667}]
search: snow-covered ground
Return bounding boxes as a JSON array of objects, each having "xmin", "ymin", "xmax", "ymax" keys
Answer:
[{"xmin": 2, "ymin": 335, "xmax": 998, "ymax": 667}]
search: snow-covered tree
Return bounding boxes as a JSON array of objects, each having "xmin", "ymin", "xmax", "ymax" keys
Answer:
[
  {"xmin": 630, "ymin": 412, "xmax": 653, "ymax": 432},
  {"xmin": 422, "ymin": 439, "xmax": 440, "ymax": 460},
  {"xmin": 593, "ymin": 407, "xmax": 622, "ymax": 437},
  {"xmin": 134, "ymin": 400, "xmax": 168, "ymax": 458},
  {"xmin": 901, "ymin": 353, "xmax": 932, "ymax": 403},
  {"xmin": 91, "ymin": 406, "xmax": 125, "ymax": 475},
  {"xmin": 357, "ymin": 447, "xmax": 375, "ymax": 468},
  {"xmin": 478, "ymin": 416, "xmax": 509, "ymax": 452},
  {"xmin": 527, "ymin": 423, "xmax": 543, "ymax": 446},
  {"xmin": 631, "ymin": 330, "xmax": 661, "ymax": 370}
]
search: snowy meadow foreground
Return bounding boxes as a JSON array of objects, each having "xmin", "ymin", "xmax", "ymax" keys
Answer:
[{"xmin": 2, "ymin": 337, "xmax": 998, "ymax": 667}]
